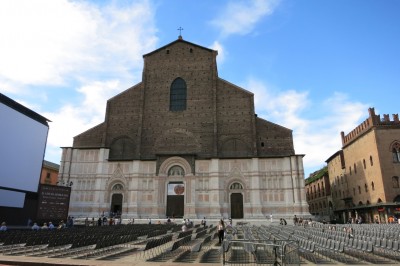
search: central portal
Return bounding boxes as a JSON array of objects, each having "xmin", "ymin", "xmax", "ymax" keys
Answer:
[{"xmin": 166, "ymin": 182, "xmax": 184, "ymax": 218}]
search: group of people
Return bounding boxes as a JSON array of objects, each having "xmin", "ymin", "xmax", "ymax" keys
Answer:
[
  {"xmin": 30, "ymin": 220, "xmax": 67, "ymax": 230},
  {"xmin": 293, "ymin": 215, "xmax": 314, "ymax": 226},
  {"xmin": 181, "ymin": 218, "xmax": 195, "ymax": 232}
]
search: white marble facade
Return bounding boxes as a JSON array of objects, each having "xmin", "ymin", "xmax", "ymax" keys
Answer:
[{"xmin": 59, "ymin": 148, "xmax": 309, "ymax": 219}]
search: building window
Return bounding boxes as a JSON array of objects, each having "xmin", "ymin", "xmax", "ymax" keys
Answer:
[
  {"xmin": 365, "ymin": 183, "xmax": 368, "ymax": 192},
  {"xmin": 170, "ymin": 78, "xmax": 187, "ymax": 111},
  {"xmin": 45, "ymin": 172, "xmax": 51, "ymax": 184},
  {"xmin": 354, "ymin": 163, "xmax": 357, "ymax": 174},
  {"xmin": 392, "ymin": 142, "xmax": 400, "ymax": 162},
  {"xmin": 393, "ymin": 176, "xmax": 399, "ymax": 188},
  {"xmin": 370, "ymin": 156, "xmax": 373, "ymax": 166},
  {"xmin": 349, "ymin": 166, "xmax": 352, "ymax": 175},
  {"xmin": 363, "ymin": 159, "xmax": 366, "ymax": 169},
  {"xmin": 358, "ymin": 186, "xmax": 361, "ymax": 194},
  {"xmin": 371, "ymin": 181, "xmax": 375, "ymax": 191}
]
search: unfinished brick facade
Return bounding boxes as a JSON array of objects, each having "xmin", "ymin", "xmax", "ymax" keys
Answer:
[{"xmin": 59, "ymin": 37, "xmax": 309, "ymax": 220}]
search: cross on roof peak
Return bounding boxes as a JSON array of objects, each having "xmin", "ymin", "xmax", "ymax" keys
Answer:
[{"xmin": 177, "ymin": 27, "xmax": 183, "ymax": 39}]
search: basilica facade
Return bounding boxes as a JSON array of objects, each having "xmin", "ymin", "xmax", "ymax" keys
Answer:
[{"xmin": 59, "ymin": 37, "xmax": 309, "ymax": 219}]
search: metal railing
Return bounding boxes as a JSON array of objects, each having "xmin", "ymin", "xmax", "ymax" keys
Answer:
[{"xmin": 222, "ymin": 239, "xmax": 300, "ymax": 266}]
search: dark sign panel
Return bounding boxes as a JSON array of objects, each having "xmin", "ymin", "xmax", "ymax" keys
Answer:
[{"xmin": 37, "ymin": 185, "xmax": 71, "ymax": 221}]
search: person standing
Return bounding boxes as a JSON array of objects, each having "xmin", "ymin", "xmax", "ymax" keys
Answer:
[
  {"xmin": 32, "ymin": 222, "xmax": 40, "ymax": 231},
  {"xmin": 181, "ymin": 223, "xmax": 187, "ymax": 232},
  {"xmin": 218, "ymin": 219, "xmax": 225, "ymax": 244},
  {"xmin": 0, "ymin": 222, "xmax": 7, "ymax": 231},
  {"xmin": 201, "ymin": 217, "xmax": 206, "ymax": 228},
  {"xmin": 48, "ymin": 222, "xmax": 55, "ymax": 230}
]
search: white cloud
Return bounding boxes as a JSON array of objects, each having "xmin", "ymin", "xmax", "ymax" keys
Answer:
[
  {"xmin": 0, "ymin": 0, "xmax": 158, "ymax": 164},
  {"xmin": 247, "ymin": 78, "xmax": 368, "ymax": 177},
  {"xmin": 211, "ymin": 0, "xmax": 280, "ymax": 37},
  {"xmin": 210, "ymin": 41, "xmax": 226, "ymax": 64},
  {"xmin": 43, "ymin": 79, "xmax": 124, "ymax": 163},
  {"xmin": 0, "ymin": 0, "xmax": 157, "ymax": 87}
]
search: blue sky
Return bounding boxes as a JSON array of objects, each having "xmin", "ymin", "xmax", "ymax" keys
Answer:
[{"xmin": 1, "ymin": 0, "xmax": 399, "ymax": 178}]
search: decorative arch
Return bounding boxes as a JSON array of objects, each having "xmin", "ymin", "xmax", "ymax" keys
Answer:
[
  {"xmin": 229, "ymin": 182, "xmax": 244, "ymax": 190},
  {"xmin": 159, "ymin": 156, "xmax": 192, "ymax": 176},
  {"xmin": 168, "ymin": 165, "xmax": 185, "ymax": 177},
  {"xmin": 170, "ymin": 77, "xmax": 187, "ymax": 111},
  {"xmin": 109, "ymin": 136, "xmax": 135, "ymax": 160},
  {"xmin": 104, "ymin": 165, "xmax": 128, "ymax": 215},
  {"xmin": 106, "ymin": 164, "xmax": 128, "ymax": 188},
  {"xmin": 112, "ymin": 183, "xmax": 124, "ymax": 190}
]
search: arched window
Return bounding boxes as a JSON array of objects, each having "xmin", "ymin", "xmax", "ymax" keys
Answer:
[
  {"xmin": 392, "ymin": 176, "xmax": 399, "ymax": 188},
  {"xmin": 168, "ymin": 165, "xmax": 185, "ymax": 176},
  {"xmin": 230, "ymin": 182, "xmax": 243, "ymax": 190},
  {"xmin": 170, "ymin": 78, "xmax": 187, "ymax": 111},
  {"xmin": 392, "ymin": 142, "xmax": 400, "ymax": 162},
  {"xmin": 370, "ymin": 155, "xmax": 373, "ymax": 166},
  {"xmin": 371, "ymin": 181, "xmax": 375, "ymax": 191},
  {"xmin": 354, "ymin": 163, "xmax": 357, "ymax": 174},
  {"xmin": 112, "ymin": 184, "xmax": 123, "ymax": 190}
]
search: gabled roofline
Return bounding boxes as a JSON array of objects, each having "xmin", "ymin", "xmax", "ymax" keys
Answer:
[
  {"xmin": 255, "ymin": 116, "xmax": 293, "ymax": 133},
  {"xmin": 143, "ymin": 37, "xmax": 217, "ymax": 57},
  {"xmin": 218, "ymin": 78, "xmax": 254, "ymax": 96},
  {"xmin": 325, "ymin": 150, "xmax": 343, "ymax": 163}
]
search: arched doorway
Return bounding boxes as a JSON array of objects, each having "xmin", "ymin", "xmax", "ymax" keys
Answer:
[
  {"xmin": 231, "ymin": 193, "xmax": 243, "ymax": 219},
  {"xmin": 110, "ymin": 193, "xmax": 122, "ymax": 216},
  {"xmin": 166, "ymin": 182, "xmax": 184, "ymax": 218}
]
